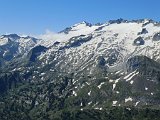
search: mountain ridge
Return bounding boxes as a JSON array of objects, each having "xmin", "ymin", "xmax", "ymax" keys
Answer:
[{"xmin": 1, "ymin": 18, "xmax": 160, "ymax": 119}]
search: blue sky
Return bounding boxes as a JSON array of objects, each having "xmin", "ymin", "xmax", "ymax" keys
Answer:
[{"xmin": 0, "ymin": 0, "xmax": 159, "ymax": 35}]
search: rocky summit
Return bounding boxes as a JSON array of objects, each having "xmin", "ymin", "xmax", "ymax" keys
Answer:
[{"xmin": 1, "ymin": 19, "xmax": 160, "ymax": 119}]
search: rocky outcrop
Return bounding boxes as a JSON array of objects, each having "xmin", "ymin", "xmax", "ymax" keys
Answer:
[{"xmin": 133, "ymin": 37, "xmax": 145, "ymax": 46}]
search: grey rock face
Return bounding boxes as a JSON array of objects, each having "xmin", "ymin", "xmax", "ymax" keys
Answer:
[
  {"xmin": 27, "ymin": 45, "xmax": 47, "ymax": 62},
  {"xmin": 133, "ymin": 37, "xmax": 145, "ymax": 46},
  {"xmin": 137, "ymin": 28, "xmax": 148, "ymax": 35},
  {"xmin": 153, "ymin": 33, "xmax": 160, "ymax": 41}
]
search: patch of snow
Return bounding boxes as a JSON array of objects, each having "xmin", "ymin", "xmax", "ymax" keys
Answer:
[
  {"xmin": 50, "ymin": 69, "xmax": 54, "ymax": 72},
  {"xmin": 88, "ymin": 101, "xmax": 92, "ymax": 105},
  {"xmin": 86, "ymin": 82, "xmax": 90, "ymax": 85},
  {"xmin": 126, "ymin": 108, "xmax": 131, "ymax": 111},
  {"xmin": 35, "ymin": 101, "xmax": 39, "ymax": 106},
  {"xmin": 135, "ymin": 101, "xmax": 140, "ymax": 106},
  {"xmin": 40, "ymin": 73, "xmax": 46, "ymax": 76},
  {"xmin": 109, "ymin": 80, "xmax": 114, "ymax": 83},
  {"xmin": 81, "ymin": 84, "xmax": 85, "ymax": 88},
  {"xmin": 112, "ymin": 101, "xmax": 117, "ymax": 106},
  {"xmin": 12, "ymin": 68, "xmax": 17, "ymax": 71},
  {"xmin": 145, "ymin": 87, "xmax": 148, "ymax": 90},
  {"xmin": 98, "ymin": 82, "xmax": 105, "ymax": 89},
  {"xmin": 73, "ymin": 80, "xmax": 78, "ymax": 85},
  {"xmin": 116, "ymin": 91, "xmax": 120, "ymax": 94},
  {"xmin": 125, "ymin": 71, "xmax": 139, "ymax": 81},
  {"xmin": 72, "ymin": 91, "xmax": 77, "ymax": 96},
  {"xmin": 130, "ymin": 80, "xmax": 134, "ymax": 84},
  {"xmin": 124, "ymin": 71, "xmax": 136, "ymax": 79},
  {"xmin": 113, "ymin": 84, "xmax": 116, "ymax": 90},
  {"xmin": 41, "ymin": 77, "xmax": 44, "ymax": 80},
  {"xmin": 88, "ymin": 91, "xmax": 91, "ymax": 96},
  {"xmin": 0, "ymin": 38, "xmax": 9, "ymax": 46},
  {"xmin": 115, "ymin": 70, "xmax": 122, "ymax": 74},
  {"xmin": 125, "ymin": 97, "xmax": 133, "ymax": 103},
  {"xmin": 80, "ymin": 102, "xmax": 83, "ymax": 106},
  {"xmin": 114, "ymin": 78, "xmax": 120, "ymax": 83},
  {"xmin": 3, "ymin": 50, "xmax": 8, "ymax": 57}
]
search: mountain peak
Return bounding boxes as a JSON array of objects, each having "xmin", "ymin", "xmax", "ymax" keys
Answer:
[
  {"xmin": 1, "ymin": 34, "xmax": 20, "ymax": 40},
  {"xmin": 106, "ymin": 18, "xmax": 158, "ymax": 25},
  {"xmin": 73, "ymin": 21, "xmax": 92, "ymax": 27},
  {"xmin": 59, "ymin": 21, "xmax": 92, "ymax": 34},
  {"xmin": 108, "ymin": 18, "xmax": 128, "ymax": 24}
]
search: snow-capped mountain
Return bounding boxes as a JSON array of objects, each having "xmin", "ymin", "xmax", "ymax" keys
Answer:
[
  {"xmin": 0, "ymin": 34, "xmax": 40, "ymax": 66},
  {"xmin": 1, "ymin": 19, "xmax": 160, "ymax": 119},
  {"xmin": 37, "ymin": 19, "xmax": 160, "ymax": 72}
]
